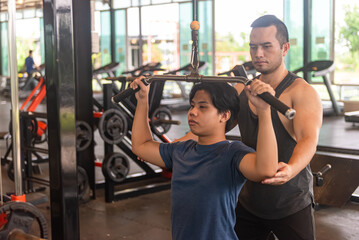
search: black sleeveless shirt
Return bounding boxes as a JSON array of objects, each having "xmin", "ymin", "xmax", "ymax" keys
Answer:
[{"xmin": 237, "ymin": 72, "xmax": 314, "ymax": 219}]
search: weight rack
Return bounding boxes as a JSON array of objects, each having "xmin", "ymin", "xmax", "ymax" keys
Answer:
[{"xmin": 99, "ymin": 83, "xmax": 172, "ymax": 202}]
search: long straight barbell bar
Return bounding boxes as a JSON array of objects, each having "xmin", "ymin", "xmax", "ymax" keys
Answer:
[{"xmin": 110, "ymin": 74, "xmax": 296, "ymax": 120}]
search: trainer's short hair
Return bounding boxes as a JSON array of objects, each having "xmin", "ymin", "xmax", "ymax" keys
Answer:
[{"xmin": 251, "ymin": 15, "xmax": 289, "ymax": 46}]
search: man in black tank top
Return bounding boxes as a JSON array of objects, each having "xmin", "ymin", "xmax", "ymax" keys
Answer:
[{"xmin": 234, "ymin": 15, "xmax": 322, "ymax": 240}]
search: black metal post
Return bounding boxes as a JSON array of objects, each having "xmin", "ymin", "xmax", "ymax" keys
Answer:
[
  {"xmin": 110, "ymin": 0, "xmax": 116, "ymax": 63},
  {"xmin": 138, "ymin": 4, "xmax": 143, "ymax": 67},
  {"xmin": 103, "ymin": 84, "xmax": 115, "ymax": 202},
  {"xmin": 73, "ymin": 0, "xmax": 96, "ymax": 198},
  {"xmin": 0, "ymin": 22, "xmax": 2, "ymax": 75},
  {"xmin": 43, "ymin": 0, "xmax": 79, "ymax": 239},
  {"xmin": 303, "ymin": 0, "xmax": 312, "ymax": 81},
  {"xmin": 22, "ymin": 115, "xmax": 33, "ymax": 192}
]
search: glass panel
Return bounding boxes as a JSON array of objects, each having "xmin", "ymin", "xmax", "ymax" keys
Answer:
[
  {"xmin": 128, "ymin": 8, "xmax": 139, "ymax": 36},
  {"xmin": 0, "ymin": 12, "xmax": 7, "ymax": 22},
  {"xmin": 215, "ymin": 0, "xmax": 283, "ymax": 74},
  {"xmin": 1, "ymin": 22, "xmax": 8, "ymax": 76},
  {"xmin": 128, "ymin": 8, "xmax": 139, "ymax": 69},
  {"xmin": 132, "ymin": 0, "xmax": 140, "ymax": 7},
  {"xmin": 115, "ymin": 10, "xmax": 127, "ymax": 74},
  {"xmin": 178, "ymin": 2, "xmax": 192, "ymax": 70},
  {"xmin": 141, "ymin": 4, "xmax": 179, "ymax": 70},
  {"xmin": 23, "ymin": 8, "xmax": 36, "ymax": 19},
  {"xmin": 312, "ymin": 0, "xmax": 331, "ymax": 61},
  {"xmin": 36, "ymin": 8, "xmax": 43, "ymax": 18},
  {"xmin": 16, "ymin": 18, "xmax": 41, "ymax": 72},
  {"xmin": 40, "ymin": 18, "xmax": 45, "ymax": 64},
  {"xmin": 312, "ymin": 85, "xmax": 340, "ymax": 101},
  {"xmin": 178, "ymin": 2, "xmax": 195, "ymax": 95},
  {"xmin": 340, "ymin": 86, "xmax": 359, "ymax": 101},
  {"xmin": 113, "ymin": 0, "xmax": 131, "ymax": 8},
  {"xmin": 334, "ymin": 0, "xmax": 359, "ymax": 85},
  {"xmin": 92, "ymin": 11, "xmax": 101, "ymax": 70},
  {"xmin": 284, "ymin": 0, "xmax": 304, "ymax": 72},
  {"xmin": 151, "ymin": 0, "xmax": 171, "ymax": 4},
  {"xmin": 311, "ymin": 0, "xmax": 332, "ymax": 83},
  {"xmin": 100, "ymin": 11, "xmax": 112, "ymax": 66},
  {"xmin": 16, "ymin": 11, "xmax": 23, "ymax": 20},
  {"xmin": 198, "ymin": 0, "xmax": 212, "ymax": 75},
  {"xmin": 95, "ymin": 1, "xmax": 110, "ymax": 10},
  {"xmin": 140, "ymin": 0, "xmax": 151, "ymax": 5}
]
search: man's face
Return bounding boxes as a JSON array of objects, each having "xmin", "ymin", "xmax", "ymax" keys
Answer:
[
  {"xmin": 249, "ymin": 25, "xmax": 287, "ymax": 74},
  {"xmin": 188, "ymin": 90, "xmax": 224, "ymax": 137}
]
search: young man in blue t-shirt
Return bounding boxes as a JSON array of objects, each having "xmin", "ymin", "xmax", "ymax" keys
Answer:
[{"xmin": 131, "ymin": 77, "xmax": 278, "ymax": 240}]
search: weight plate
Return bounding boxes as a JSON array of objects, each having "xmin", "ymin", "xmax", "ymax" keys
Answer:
[
  {"xmin": 150, "ymin": 107, "xmax": 172, "ymax": 135},
  {"xmin": 101, "ymin": 152, "xmax": 130, "ymax": 183},
  {"xmin": 0, "ymin": 201, "xmax": 48, "ymax": 239},
  {"xmin": 76, "ymin": 121, "xmax": 93, "ymax": 151},
  {"xmin": 77, "ymin": 166, "xmax": 89, "ymax": 201},
  {"xmin": 98, "ymin": 109, "xmax": 128, "ymax": 144}
]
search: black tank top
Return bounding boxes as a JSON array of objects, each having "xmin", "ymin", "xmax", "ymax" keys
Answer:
[{"xmin": 237, "ymin": 72, "xmax": 314, "ymax": 219}]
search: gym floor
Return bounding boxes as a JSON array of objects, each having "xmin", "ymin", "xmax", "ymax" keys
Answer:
[{"xmin": 0, "ymin": 96, "xmax": 359, "ymax": 240}]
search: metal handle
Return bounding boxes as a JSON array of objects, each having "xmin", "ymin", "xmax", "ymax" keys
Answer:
[
  {"xmin": 257, "ymin": 92, "xmax": 296, "ymax": 120},
  {"xmin": 317, "ymin": 164, "xmax": 332, "ymax": 176},
  {"xmin": 111, "ymin": 78, "xmax": 150, "ymax": 104}
]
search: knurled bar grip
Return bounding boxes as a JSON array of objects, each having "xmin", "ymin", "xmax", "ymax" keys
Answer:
[{"xmin": 111, "ymin": 75, "xmax": 296, "ymax": 120}]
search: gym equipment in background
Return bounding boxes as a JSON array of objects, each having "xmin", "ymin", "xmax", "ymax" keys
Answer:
[
  {"xmin": 92, "ymin": 62, "xmax": 121, "ymax": 89},
  {"xmin": 293, "ymin": 60, "xmax": 344, "ymax": 116}
]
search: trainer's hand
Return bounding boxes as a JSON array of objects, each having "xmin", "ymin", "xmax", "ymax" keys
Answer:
[
  {"xmin": 244, "ymin": 79, "xmax": 275, "ymax": 111},
  {"xmin": 261, "ymin": 162, "xmax": 294, "ymax": 185}
]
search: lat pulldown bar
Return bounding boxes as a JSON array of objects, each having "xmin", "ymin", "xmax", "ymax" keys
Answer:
[{"xmin": 111, "ymin": 20, "xmax": 296, "ymax": 120}]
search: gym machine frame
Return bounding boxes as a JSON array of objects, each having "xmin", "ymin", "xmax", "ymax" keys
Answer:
[{"xmin": 112, "ymin": 19, "xmax": 296, "ymax": 120}]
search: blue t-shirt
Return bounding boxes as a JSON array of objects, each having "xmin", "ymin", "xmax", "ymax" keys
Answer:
[
  {"xmin": 25, "ymin": 56, "xmax": 35, "ymax": 74},
  {"xmin": 159, "ymin": 140, "xmax": 254, "ymax": 240}
]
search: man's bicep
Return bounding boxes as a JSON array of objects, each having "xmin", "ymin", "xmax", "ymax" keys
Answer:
[{"xmin": 293, "ymin": 86, "xmax": 323, "ymax": 140}]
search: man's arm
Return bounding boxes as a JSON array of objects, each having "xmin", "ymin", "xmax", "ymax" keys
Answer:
[
  {"xmin": 239, "ymin": 81, "xmax": 278, "ymax": 182},
  {"xmin": 262, "ymin": 82, "xmax": 322, "ymax": 185},
  {"xmin": 131, "ymin": 77, "xmax": 166, "ymax": 168}
]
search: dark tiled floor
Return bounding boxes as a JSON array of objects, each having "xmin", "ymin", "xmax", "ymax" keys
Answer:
[{"xmin": 1, "ymin": 95, "xmax": 359, "ymax": 240}]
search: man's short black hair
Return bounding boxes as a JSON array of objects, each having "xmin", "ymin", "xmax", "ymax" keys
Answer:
[
  {"xmin": 251, "ymin": 15, "xmax": 289, "ymax": 46},
  {"xmin": 29, "ymin": 50, "xmax": 33, "ymax": 54},
  {"xmin": 189, "ymin": 82, "xmax": 239, "ymax": 132}
]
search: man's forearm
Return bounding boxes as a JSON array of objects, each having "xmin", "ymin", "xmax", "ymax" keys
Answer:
[
  {"xmin": 131, "ymin": 100, "xmax": 153, "ymax": 149},
  {"xmin": 288, "ymin": 137, "xmax": 317, "ymax": 176},
  {"xmin": 256, "ymin": 110, "xmax": 278, "ymax": 177}
]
